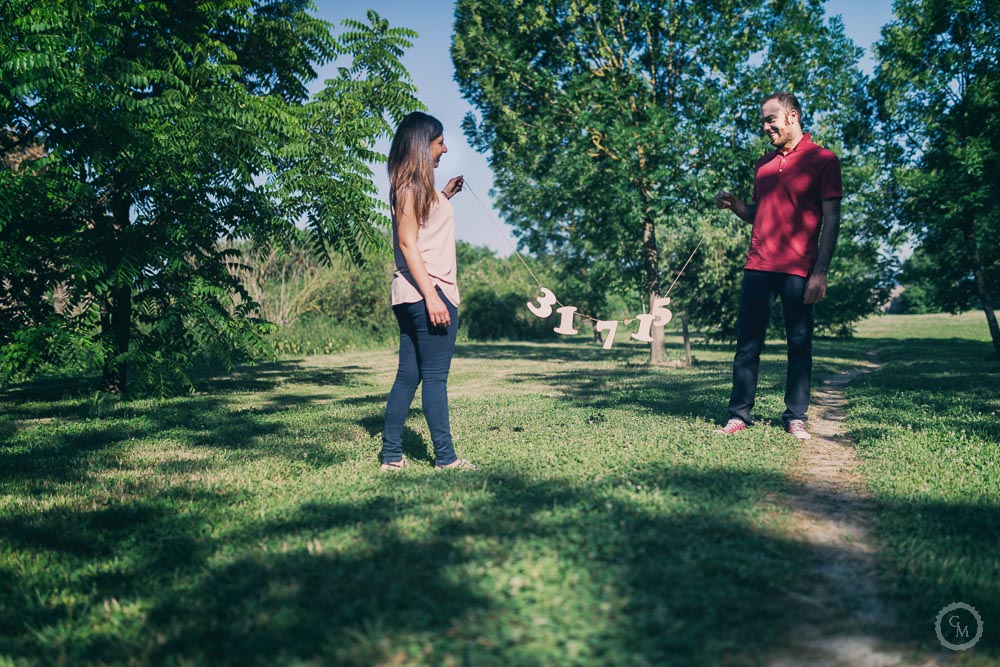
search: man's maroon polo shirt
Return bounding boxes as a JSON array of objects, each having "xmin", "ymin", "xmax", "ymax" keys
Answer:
[{"xmin": 746, "ymin": 133, "xmax": 842, "ymax": 278}]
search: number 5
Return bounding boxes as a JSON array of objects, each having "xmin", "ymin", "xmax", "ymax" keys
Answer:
[{"xmin": 652, "ymin": 297, "xmax": 672, "ymax": 326}]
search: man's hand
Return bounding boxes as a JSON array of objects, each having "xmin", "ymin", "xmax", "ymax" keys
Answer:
[
  {"xmin": 714, "ymin": 191, "xmax": 755, "ymax": 223},
  {"xmin": 803, "ymin": 273, "xmax": 828, "ymax": 304},
  {"xmin": 715, "ymin": 191, "xmax": 738, "ymax": 210}
]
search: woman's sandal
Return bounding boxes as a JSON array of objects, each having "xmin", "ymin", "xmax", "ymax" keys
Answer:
[
  {"xmin": 434, "ymin": 458, "xmax": 477, "ymax": 470},
  {"xmin": 380, "ymin": 457, "xmax": 409, "ymax": 472}
]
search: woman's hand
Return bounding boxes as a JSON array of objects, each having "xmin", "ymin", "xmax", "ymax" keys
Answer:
[
  {"xmin": 425, "ymin": 293, "xmax": 451, "ymax": 328},
  {"xmin": 442, "ymin": 175, "xmax": 464, "ymax": 199}
]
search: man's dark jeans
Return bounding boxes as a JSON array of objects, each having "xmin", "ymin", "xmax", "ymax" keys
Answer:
[
  {"xmin": 727, "ymin": 269, "xmax": 813, "ymax": 426},
  {"xmin": 381, "ymin": 288, "xmax": 459, "ymax": 466}
]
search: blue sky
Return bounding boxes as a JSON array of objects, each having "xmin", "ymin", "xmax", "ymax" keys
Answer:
[{"xmin": 312, "ymin": 0, "xmax": 895, "ymax": 254}]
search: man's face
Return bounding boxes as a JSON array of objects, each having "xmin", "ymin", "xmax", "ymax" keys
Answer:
[
  {"xmin": 430, "ymin": 134, "xmax": 447, "ymax": 167},
  {"xmin": 760, "ymin": 100, "xmax": 797, "ymax": 151}
]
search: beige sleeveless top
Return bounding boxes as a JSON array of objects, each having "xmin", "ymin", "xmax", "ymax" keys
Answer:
[{"xmin": 390, "ymin": 190, "xmax": 460, "ymax": 307}]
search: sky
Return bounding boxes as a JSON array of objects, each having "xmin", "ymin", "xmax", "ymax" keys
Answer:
[{"xmin": 311, "ymin": 0, "xmax": 896, "ymax": 255}]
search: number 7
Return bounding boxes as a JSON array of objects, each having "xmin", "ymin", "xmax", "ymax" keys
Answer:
[{"xmin": 595, "ymin": 320, "xmax": 619, "ymax": 349}]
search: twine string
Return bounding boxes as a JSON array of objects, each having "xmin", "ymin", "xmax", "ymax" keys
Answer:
[{"xmin": 462, "ymin": 180, "xmax": 701, "ymax": 325}]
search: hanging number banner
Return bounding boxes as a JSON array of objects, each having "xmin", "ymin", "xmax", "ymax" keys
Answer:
[
  {"xmin": 462, "ymin": 179, "xmax": 701, "ymax": 350},
  {"xmin": 527, "ymin": 288, "xmax": 672, "ymax": 349}
]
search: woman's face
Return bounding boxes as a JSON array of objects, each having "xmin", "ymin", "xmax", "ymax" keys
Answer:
[{"xmin": 430, "ymin": 134, "xmax": 447, "ymax": 167}]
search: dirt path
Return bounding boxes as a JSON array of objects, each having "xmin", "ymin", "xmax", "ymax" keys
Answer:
[{"xmin": 768, "ymin": 354, "xmax": 944, "ymax": 667}]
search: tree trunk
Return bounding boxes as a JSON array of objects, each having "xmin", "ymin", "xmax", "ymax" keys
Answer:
[
  {"xmin": 100, "ymin": 284, "xmax": 132, "ymax": 393},
  {"xmin": 962, "ymin": 222, "xmax": 1000, "ymax": 355},
  {"xmin": 101, "ymin": 189, "xmax": 133, "ymax": 393},
  {"xmin": 982, "ymin": 303, "xmax": 1000, "ymax": 357},
  {"xmin": 642, "ymin": 214, "xmax": 663, "ymax": 364},
  {"xmin": 681, "ymin": 311, "xmax": 692, "ymax": 367}
]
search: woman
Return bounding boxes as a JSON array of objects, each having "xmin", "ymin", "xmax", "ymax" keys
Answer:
[{"xmin": 380, "ymin": 112, "xmax": 476, "ymax": 471}]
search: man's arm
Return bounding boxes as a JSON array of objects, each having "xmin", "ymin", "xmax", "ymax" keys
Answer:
[
  {"xmin": 803, "ymin": 198, "xmax": 841, "ymax": 304},
  {"xmin": 714, "ymin": 191, "xmax": 757, "ymax": 223}
]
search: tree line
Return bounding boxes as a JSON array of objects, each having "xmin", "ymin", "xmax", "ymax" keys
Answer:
[
  {"xmin": 452, "ymin": 0, "xmax": 997, "ymax": 357},
  {"xmin": 1, "ymin": 0, "xmax": 996, "ymax": 394}
]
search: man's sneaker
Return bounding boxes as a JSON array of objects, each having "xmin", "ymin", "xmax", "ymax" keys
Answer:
[
  {"xmin": 787, "ymin": 419, "xmax": 811, "ymax": 440},
  {"xmin": 715, "ymin": 418, "xmax": 748, "ymax": 435}
]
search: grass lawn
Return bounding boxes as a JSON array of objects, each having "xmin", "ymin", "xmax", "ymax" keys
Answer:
[
  {"xmin": 845, "ymin": 312, "xmax": 999, "ymax": 661},
  {"xmin": 0, "ymin": 312, "xmax": 996, "ymax": 665}
]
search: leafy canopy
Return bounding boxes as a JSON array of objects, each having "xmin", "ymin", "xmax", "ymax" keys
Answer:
[
  {"xmin": 0, "ymin": 1, "xmax": 421, "ymax": 392},
  {"xmin": 874, "ymin": 0, "xmax": 1000, "ymax": 352},
  {"xmin": 452, "ymin": 0, "xmax": 888, "ymax": 340}
]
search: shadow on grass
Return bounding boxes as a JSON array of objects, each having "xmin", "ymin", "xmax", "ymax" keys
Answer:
[
  {"xmin": 0, "ymin": 359, "xmax": 371, "ymax": 423},
  {"xmin": 3, "ymin": 461, "xmax": 992, "ymax": 665},
  {"xmin": 508, "ymin": 364, "xmax": 731, "ymax": 422},
  {"xmin": 458, "ymin": 341, "xmax": 625, "ymax": 363},
  {"xmin": 0, "ymin": 398, "xmax": 293, "ymax": 486},
  {"xmin": 0, "ymin": 361, "xmax": 372, "ymax": 486},
  {"xmin": 462, "ymin": 337, "xmax": 875, "ymax": 428},
  {"xmin": 357, "ymin": 412, "xmax": 433, "ymax": 465},
  {"xmin": 0, "ymin": 380, "xmax": 364, "ymax": 486},
  {"xmin": 0, "ymin": 463, "xmax": 797, "ymax": 665},
  {"xmin": 845, "ymin": 336, "xmax": 999, "ymax": 444},
  {"xmin": 838, "ymin": 335, "xmax": 999, "ymax": 655},
  {"xmin": 191, "ymin": 359, "xmax": 369, "ymax": 397},
  {"xmin": 869, "ymin": 496, "xmax": 1000, "ymax": 655}
]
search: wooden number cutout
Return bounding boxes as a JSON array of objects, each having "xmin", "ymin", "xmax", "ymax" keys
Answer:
[
  {"xmin": 652, "ymin": 297, "xmax": 673, "ymax": 326},
  {"xmin": 527, "ymin": 287, "xmax": 557, "ymax": 318},
  {"xmin": 595, "ymin": 320, "xmax": 619, "ymax": 349},
  {"xmin": 554, "ymin": 306, "xmax": 578, "ymax": 335},
  {"xmin": 631, "ymin": 313, "xmax": 656, "ymax": 342}
]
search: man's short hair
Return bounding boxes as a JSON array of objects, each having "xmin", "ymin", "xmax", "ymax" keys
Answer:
[{"xmin": 762, "ymin": 92, "xmax": 802, "ymax": 121}]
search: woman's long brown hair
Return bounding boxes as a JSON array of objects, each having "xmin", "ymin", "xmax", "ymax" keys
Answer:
[{"xmin": 387, "ymin": 112, "xmax": 443, "ymax": 224}]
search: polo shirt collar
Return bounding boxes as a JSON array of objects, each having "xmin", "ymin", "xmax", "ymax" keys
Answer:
[{"xmin": 782, "ymin": 132, "xmax": 814, "ymax": 155}]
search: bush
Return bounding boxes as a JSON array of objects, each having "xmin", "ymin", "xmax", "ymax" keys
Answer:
[
  {"xmin": 462, "ymin": 289, "xmax": 555, "ymax": 341},
  {"xmin": 242, "ymin": 240, "xmax": 564, "ymax": 354},
  {"xmin": 889, "ymin": 284, "xmax": 935, "ymax": 314},
  {"xmin": 456, "ymin": 242, "xmax": 562, "ymax": 341}
]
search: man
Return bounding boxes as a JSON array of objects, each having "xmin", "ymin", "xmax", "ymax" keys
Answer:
[{"xmin": 714, "ymin": 92, "xmax": 842, "ymax": 440}]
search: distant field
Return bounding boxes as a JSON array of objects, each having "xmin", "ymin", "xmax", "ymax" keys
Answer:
[{"xmin": 854, "ymin": 310, "xmax": 994, "ymax": 340}]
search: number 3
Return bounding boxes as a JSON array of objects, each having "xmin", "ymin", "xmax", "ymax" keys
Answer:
[{"xmin": 527, "ymin": 287, "xmax": 558, "ymax": 318}]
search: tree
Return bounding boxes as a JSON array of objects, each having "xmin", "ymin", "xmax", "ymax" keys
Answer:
[
  {"xmin": 873, "ymin": 0, "xmax": 1000, "ymax": 354},
  {"xmin": 0, "ymin": 2, "xmax": 421, "ymax": 392},
  {"xmin": 452, "ymin": 0, "xmax": 889, "ymax": 359}
]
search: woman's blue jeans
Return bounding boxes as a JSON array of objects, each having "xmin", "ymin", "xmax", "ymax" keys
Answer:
[
  {"xmin": 727, "ymin": 270, "xmax": 814, "ymax": 426},
  {"xmin": 381, "ymin": 289, "xmax": 459, "ymax": 466}
]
